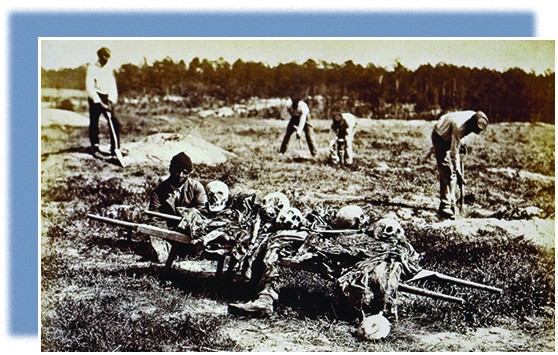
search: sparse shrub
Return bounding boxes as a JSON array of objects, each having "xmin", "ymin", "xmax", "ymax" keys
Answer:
[
  {"xmin": 57, "ymin": 98, "xmax": 75, "ymax": 111},
  {"xmin": 403, "ymin": 224, "xmax": 555, "ymax": 331},
  {"xmin": 45, "ymin": 175, "xmax": 142, "ymax": 212},
  {"xmin": 45, "ymin": 217, "xmax": 73, "ymax": 241}
]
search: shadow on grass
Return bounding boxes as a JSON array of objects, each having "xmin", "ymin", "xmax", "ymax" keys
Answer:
[
  {"xmin": 90, "ymin": 236, "xmax": 159, "ymax": 263},
  {"xmin": 89, "ymin": 235, "xmax": 364, "ymax": 321},
  {"xmin": 41, "ymin": 145, "xmax": 91, "ymax": 160},
  {"xmin": 42, "ymin": 145, "xmax": 125, "ymax": 167},
  {"xmin": 365, "ymin": 196, "xmax": 439, "ymax": 213},
  {"xmin": 278, "ymin": 286, "xmax": 362, "ymax": 322}
]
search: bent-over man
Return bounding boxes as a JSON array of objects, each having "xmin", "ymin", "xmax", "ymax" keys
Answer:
[
  {"xmin": 329, "ymin": 112, "xmax": 357, "ymax": 165},
  {"xmin": 431, "ymin": 110, "xmax": 488, "ymax": 219},
  {"xmin": 280, "ymin": 96, "xmax": 318, "ymax": 157}
]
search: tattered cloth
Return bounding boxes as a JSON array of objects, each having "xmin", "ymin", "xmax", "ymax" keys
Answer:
[
  {"xmin": 173, "ymin": 197, "xmax": 422, "ymax": 314},
  {"xmin": 237, "ymin": 229, "xmax": 308, "ymax": 284},
  {"xmin": 174, "ymin": 193, "xmax": 260, "ymax": 260},
  {"xmin": 283, "ymin": 231, "xmax": 422, "ymax": 314}
]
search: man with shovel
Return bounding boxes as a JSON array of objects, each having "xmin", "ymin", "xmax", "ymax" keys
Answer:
[
  {"xmin": 431, "ymin": 110, "xmax": 488, "ymax": 219},
  {"xmin": 86, "ymin": 46, "xmax": 122, "ymax": 161},
  {"xmin": 279, "ymin": 95, "xmax": 318, "ymax": 158}
]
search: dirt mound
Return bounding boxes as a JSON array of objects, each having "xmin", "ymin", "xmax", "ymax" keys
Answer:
[
  {"xmin": 122, "ymin": 132, "xmax": 236, "ymax": 166},
  {"xmin": 41, "ymin": 108, "xmax": 89, "ymax": 127},
  {"xmin": 430, "ymin": 218, "xmax": 555, "ymax": 249},
  {"xmin": 487, "ymin": 167, "xmax": 555, "ymax": 185}
]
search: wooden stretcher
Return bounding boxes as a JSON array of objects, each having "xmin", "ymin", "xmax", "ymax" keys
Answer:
[{"xmin": 87, "ymin": 212, "xmax": 503, "ymax": 304}]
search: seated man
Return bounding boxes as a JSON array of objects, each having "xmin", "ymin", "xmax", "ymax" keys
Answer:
[{"xmin": 147, "ymin": 152, "xmax": 207, "ymax": 262}]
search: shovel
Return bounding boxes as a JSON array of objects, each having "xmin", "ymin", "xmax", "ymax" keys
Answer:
[
  {"xmin": 293, "ymin": 125, "xmax": 303, "ymax": 150},
  {"xmin": 457, "ymin": 148, "xmax": 467, "ymax": 215},
  {"xmin": 103, "ymin": 109, "xmax": 126, "ymax": 167},
  {"xmin": 297, "ymin": 134, "xmax": 303, "ymax": 151}
]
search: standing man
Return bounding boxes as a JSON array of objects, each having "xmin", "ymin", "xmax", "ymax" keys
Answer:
[
  {"xmin": 86, "ymin": 46, "xmax": 120, "ymax": 158},
  {"xmin": 329, "ymin": 112, "xmax": 357, "ymax": 166},
  {"xmin": 280, "ymin": 95, "xmax": 318, "ymax": 158},
  {"xmin": 431, "ymin": 110, "xmax": 488, "ymax": 219},
  {"xmin": 147, "ymin": 152, "xmax": 208, "ymax": 262}
]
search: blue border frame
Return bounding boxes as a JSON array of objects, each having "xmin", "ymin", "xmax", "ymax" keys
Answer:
[{"xmin": 11, "ymin": 11, "xmax": 535, "ymax": 336}]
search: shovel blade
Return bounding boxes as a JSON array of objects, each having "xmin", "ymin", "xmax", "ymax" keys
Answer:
[{"xmin": 114, "ymin": 149, "xmax": 126, "ymax": 167}]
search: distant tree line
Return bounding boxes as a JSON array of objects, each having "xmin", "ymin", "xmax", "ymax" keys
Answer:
[{"xmin": 41, "ymin": 57, "xmax": 555, "ymax": 123}]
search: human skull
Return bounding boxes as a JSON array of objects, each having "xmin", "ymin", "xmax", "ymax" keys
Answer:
[
  {"xmin": 276, "ymin": 207, "xmax": 304, "ymax": 230},
  {"xmin": 370, "ymin": 217, "xmax": 405, "ymax": 241},
  {"xmin": 261, "ymin": 192, "xmax": 290, "ymax": 220},
  {"xmin": 356, "ymin": 313, "xmax": 391, "ymax": 340},
  {"xmin": 206, "ymin": 181, "xmax": 229, "ymax": 212},
  {"xmin": 332, "ymin": 205, "xmax": 369, "ymax": 229}
]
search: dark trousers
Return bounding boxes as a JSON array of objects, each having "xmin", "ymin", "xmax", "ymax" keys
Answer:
[
  {"xmin": 431, "ymin": 130, "xmax": 456, "ymax": 213},
  {"xmin": 88, "ymin": 93, "xmax": 120, "ymax": 152},
  {"xmin": 280, "ymin": 116, "xmax": 317, "ymax": 157}
]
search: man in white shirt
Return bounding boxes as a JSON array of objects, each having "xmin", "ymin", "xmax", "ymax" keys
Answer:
[
  {"xmin": 86, "ymin": 47, "xmax": 120, "ymax": 157},
  {"xmin": 329, "ymin": 112, "xmax": 357, "ymax": 165},
  {"xmin": 279, "ymin": 96, "xmax": 318, "ymax": 157},
  {"xmin": 431, "ymin": 110, "xmax": 488, "ymax": 219}
]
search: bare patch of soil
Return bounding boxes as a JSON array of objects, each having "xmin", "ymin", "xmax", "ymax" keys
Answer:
[
  {"xmin": 430, "ymin": 218, "xmax": 555, "ymax": 249},
  {"xmin": 223, "ymin": 319, "xmax": 349, "ymax": 352},
  {"xmin": 41, "ymin": 108, "xmax": 89, "ymax": 127},
  {"xmin": 415, "ymin": 326, "xmax": 554, "ymax": 352}
]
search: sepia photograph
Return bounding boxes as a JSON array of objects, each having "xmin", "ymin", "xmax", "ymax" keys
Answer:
[{"xmin": 40, "ymin": 38, "xmax": 554, "ymax": 351}]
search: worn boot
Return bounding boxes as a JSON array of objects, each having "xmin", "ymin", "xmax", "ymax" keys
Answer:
[
  {"xmin": 90, "ymin": 144, "xmax": 102, "ymax": 159},
  {"xmin": 228, "ymin": 293, "xmax": 275, "ymax": 316},
  {"xmin": 150, "ymin": 236, "xmax": 171, "ymax": 263},
  {"xmin": 438, "ymin": 205, "xmax": 455, "ymax": 220}
]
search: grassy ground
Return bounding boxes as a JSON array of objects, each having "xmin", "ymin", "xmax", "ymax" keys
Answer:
[{"xmin": 40, "ymin": 109, "xmax": 555, "ymax": 351}]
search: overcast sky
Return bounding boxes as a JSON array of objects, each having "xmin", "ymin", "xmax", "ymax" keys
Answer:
[{"xmin": 40, "ymin": 39, "xmax": 554, "ymax": 75}]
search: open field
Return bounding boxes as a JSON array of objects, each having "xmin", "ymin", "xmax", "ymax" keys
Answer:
[{"xmin": 41, "ymin": 108, "xmax": 555, "ymax": 351}]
